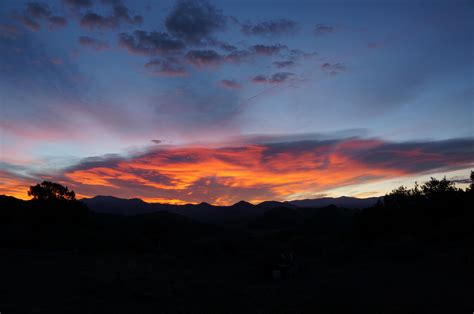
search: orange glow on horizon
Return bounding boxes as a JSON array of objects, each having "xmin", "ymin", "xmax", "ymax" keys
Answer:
[
  {"xmin": 2, "ymin": 139, "xmax": 472, "ymax": 206},
  {"xmin": 0, "ymin": 171, "xmax": 33, "ymax": 200},
  {"xmin": 61, "ymin": 141, "xmax": 410, "ymax": 205}
]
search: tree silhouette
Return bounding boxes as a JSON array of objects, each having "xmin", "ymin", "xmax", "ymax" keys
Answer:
[
  {"xmin": 421, "ymin": 176, "xmax": 458, "ymax": 196},
  {"xmin": 28, "ymin": 181, "xmax": 76, "ymax": 201}
]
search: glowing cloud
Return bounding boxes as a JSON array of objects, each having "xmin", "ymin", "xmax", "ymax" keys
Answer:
[
  {"xmin": 58, "ymin": 137, "xmax": 474, "ymax": 205},
  {"xmin": 1, "ymin": 137, "xmax": 473, "ymax": 205}
]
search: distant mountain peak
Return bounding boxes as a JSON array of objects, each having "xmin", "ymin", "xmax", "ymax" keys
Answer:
[
  {"xmin": 232, "ymin": 200, "xmax": 255, "ymax": 207},
  {"xmin": 197, "ymin": 202, "xmax": 212, "ymax": 207},
  {"xmin": 129, "ymin": 197, "xmax": 147, "ymax": 203},
  {"xmin": 87, "ymin": 195, "xmax": 122, "ymax": 201}
]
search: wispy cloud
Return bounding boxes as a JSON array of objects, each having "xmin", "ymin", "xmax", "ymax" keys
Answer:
[
  {"xmin": 251, "ymin": 72, "xmax": 295, "ymax": 84},
  {"xmin": 241, "ymin": 19, "xmax": 298, "ymax": 36},
  {"xmin": 320, "ymin": 62, "xmax": 346, "ymax": 75},
  {"xmin": 219, "ymin": 79, "xmax": 241, "ymax": 89}
]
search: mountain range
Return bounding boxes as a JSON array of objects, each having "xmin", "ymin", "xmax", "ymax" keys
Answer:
[{"xmin": 81, "ymin": 195, "xmax": 380, "ymax": 224}]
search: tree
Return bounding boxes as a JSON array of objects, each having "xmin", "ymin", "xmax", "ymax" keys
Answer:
[
  {"xmin": 28, "ymin": 181, "xmax": 76, "ymax": 201},
  {"xmin": 383, "ymin": 185, "xmax": 413, "ymax": 208},
  {"xmin": 421, "ymin": 177, "xmax": 457, "ymax": 197}
]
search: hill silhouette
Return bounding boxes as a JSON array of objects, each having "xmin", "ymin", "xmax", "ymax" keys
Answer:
[{"xmin": 80, "ymin": 195, "xmax": 379, "ymax": 223}]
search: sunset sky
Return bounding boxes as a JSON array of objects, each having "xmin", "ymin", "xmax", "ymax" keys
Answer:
[{"xmin": 0, "ymin": 0, "xmax": 473, "ymax": 205}]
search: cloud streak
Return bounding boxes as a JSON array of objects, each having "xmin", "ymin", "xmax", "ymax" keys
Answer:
[
  {"xmin": 321, "ymin": 62, "xmax": 346, "ymax": 75},
  {"xmin": 251, "ymin": 72, "xmax": 295, "ymax": 84},
  {"xmin": 219, "ymin": 79, "xmax": 241, "ymax": 89}
]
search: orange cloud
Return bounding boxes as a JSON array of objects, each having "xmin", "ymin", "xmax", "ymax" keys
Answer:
[
  {"xmin": 60, "ymin": 138, "xmax": 473, "ymax": 205},
  {"xmin": 2, "ymin": 137, "xmax": 473, "ymax": 205},
  {"xmin": 0, "ymin": 170, "xmax": 35, "ymax": 200}
]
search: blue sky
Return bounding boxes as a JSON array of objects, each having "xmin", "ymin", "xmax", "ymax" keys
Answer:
[{"xmin": 0, "ymin": 0, "xmax": 473, "ymax": 203}]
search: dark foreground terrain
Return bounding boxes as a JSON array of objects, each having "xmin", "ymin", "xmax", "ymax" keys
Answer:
[
  {"xmin": 1, "ymin": 177, "xmax": 473, "ymax": 313},
  {"xmin": 1, "ymin": 243, "xmax": 473, "ymax": 314}
]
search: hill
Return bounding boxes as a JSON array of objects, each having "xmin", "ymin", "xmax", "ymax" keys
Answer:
[{"xmin": 81, "ymin": 195, "xmax": 379, "ymax": 223}]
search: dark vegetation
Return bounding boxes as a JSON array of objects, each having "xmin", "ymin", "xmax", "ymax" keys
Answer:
[{"xmin": 1, "ymin": 175, "xmax": 473, "ymax": 313}]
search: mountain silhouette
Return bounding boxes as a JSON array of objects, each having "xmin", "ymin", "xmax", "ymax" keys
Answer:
[
  {"xmin": 289, "ymin": 196, "xmax": 380, "ymax": 209},
  {"xmin": 80, "ymin": 195, "xmax": 379, "ymax": 223}
]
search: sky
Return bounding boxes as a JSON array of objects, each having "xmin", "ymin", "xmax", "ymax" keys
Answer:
[{"xmin": 0, "ymin": 0, "xmax": 473, "ymax": 205}]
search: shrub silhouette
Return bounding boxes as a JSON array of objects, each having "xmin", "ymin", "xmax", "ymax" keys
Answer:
[{"xmin": 357, "ymin": 175, "xmax": 474, "ymax": 243}]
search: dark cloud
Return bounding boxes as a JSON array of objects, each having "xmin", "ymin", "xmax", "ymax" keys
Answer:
[
  {"xmin": 228, "ymin": 130, "xmax": 368, "ymax": 145},
  {"xmin": 251, "ymin": 72, "xmax": 295, "ymax": 84},
  {"xmin": 219, "ymin": 79, "xmax": 241, "ymax": 90},
  {"xmin": 79, "ymin": 36, "xmax": 109, "ymax": 51},
  {"xmin": 252, "ymin": 44, "xmax": 286, "ymax": 56},
  {"xmin": 218, "ymin": 42, "xmax": 237, "ymax": 52},
  {"xmin": 224, "ymin": 50, "xmax": 252, "ymax": 64},
  {"xmin": 80, "ymin": 4, "xmax": 143, "ymax": 30},
  {"xmin": 20, "ymin": 16, "xmax": 40, "ymax": 31},
  {"xmin": 351, "ymin": 138, "xmax": 474, "ymax": 174},
  {"xmin": 269, "ymin": 72, "xmax": 295, "ymax": 83},
  {"xmin": 151, "ymin": 139, "xmax": 162, "ymax": 144},
  {"xmin": 144, "ymin": 58, "xmax": 187, "ymax": 77},
  {"xmin": 80, "ymin": 13, "xmax": 110, "ymax": 29},
  {"xmin": 449, "ymin": 176, "xmax": 472, "ymax": 184},
  {"xmin": 251, "ymin": 74, "xmax": 268, "ymax": 83},
  {"xmin": 165, "ymin": 0, "xmax": 226, "ymax": 44},
  {"xmin": 273, "ymin": 60, "xmax": 295, "ymax": 68},
  {"xmin": 118, "ymin": 30, "xmax": 185, "ymax": 56},
  {"xmin": 62, "ymin": 0, "xmax": 93, "ymax": 9},
  {"xmin": 185, "ymin": 49, "xmax": 223, "ymax": 68},
  {"xmin": 320, "ymin": 62, "xmax": 346, "ymax": 75},
  {"xmin": 314, "ymin": 24, "xmax": 336, "ymax": 36},
  {"xmin": 64, "ymin": 154, "xmax": 124, "ymax": 172},
  {"xmin": 14, "ymin": 2, "xmax": 67, "ymax": 32},
  {"xmin": 14, "ymin": 3, "xmax": 67, "ymax": 32},
  {"xmin": 26, "ymin": 2, "xmax": 51, "ymax": 19},
  {"xmin": 111, "ymin": 4, "xmax": 143, "ymax": 24},
  {"xmin": 219, "ymin": 44, "xmax": 292, "ymax": 65},
  {"xmin": 241, "ymin": 19, "xmax": 298, "ymax": 36}
]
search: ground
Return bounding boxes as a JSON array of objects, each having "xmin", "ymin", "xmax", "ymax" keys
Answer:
[{"xmin": 1, "ymin": 244, "xmax": 472, "ymax": 314}]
